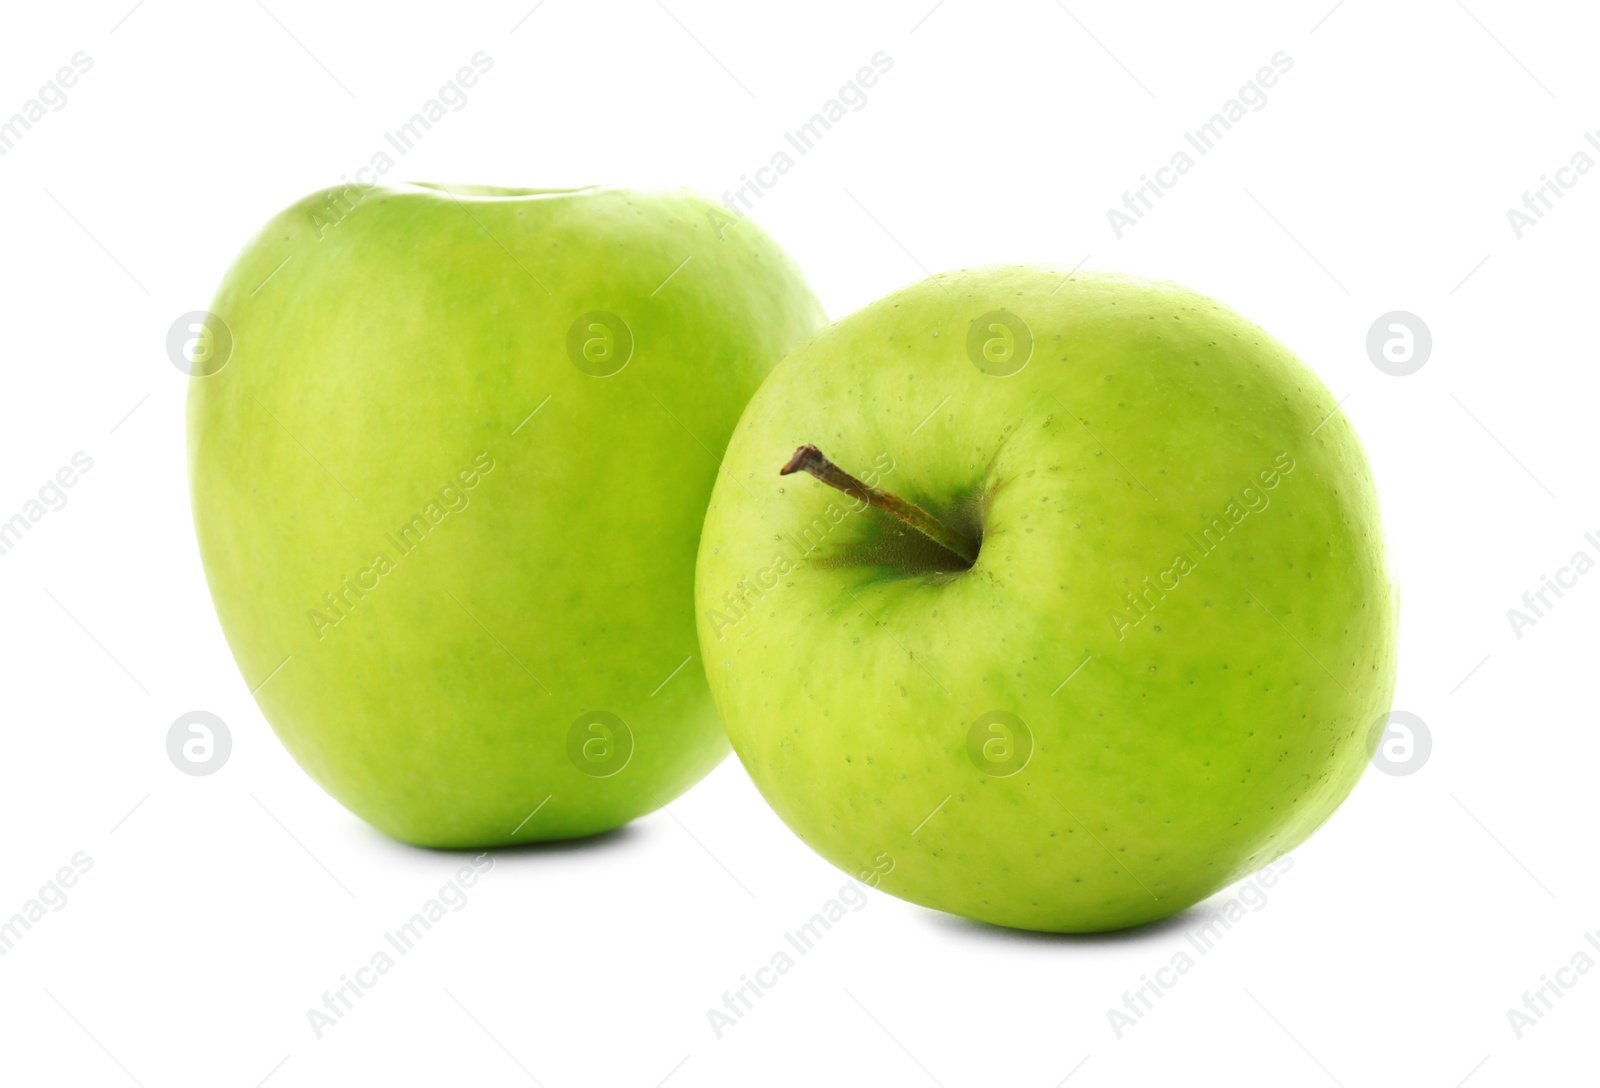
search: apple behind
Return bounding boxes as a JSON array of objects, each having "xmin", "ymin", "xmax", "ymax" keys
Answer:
[{"xmin": 188, "ymin": 183, "xmax": 826, "ymax": 846}]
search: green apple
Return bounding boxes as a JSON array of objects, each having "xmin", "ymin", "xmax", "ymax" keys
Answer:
[
  {"xmin": 696, "ymin": 266, "xmax": 1396, "ymax": 932},
  {"xmin": 189, "ymin": 183, "xmax": 824, "ymax": 847}
]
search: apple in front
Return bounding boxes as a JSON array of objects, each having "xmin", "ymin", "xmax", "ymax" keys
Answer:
[
  {"xmin": 189, "ymin": 183, "xmax": 824, "ymax": 846},
  {"xmin": 696, "ymin": 266, "xmax": 1397, "ymax": 932}
]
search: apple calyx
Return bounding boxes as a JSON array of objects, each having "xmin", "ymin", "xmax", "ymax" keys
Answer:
[{"xmin": 779, "ymin": 444, "xmax": 979, "ymax": 570}]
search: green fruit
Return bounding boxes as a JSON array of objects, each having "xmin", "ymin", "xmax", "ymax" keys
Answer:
[
  {"xmin": 696, "ymin": 266, "xmax": 1396, "ymax": 932},
  {"xmin": 189, "ymin": 183, "xmax": 824, "ymax": 847}
]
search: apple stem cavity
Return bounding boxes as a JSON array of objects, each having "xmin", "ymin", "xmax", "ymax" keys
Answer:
[{"xmin": 779, "ymin": 445, "xmax": 979, "ymax": 569}]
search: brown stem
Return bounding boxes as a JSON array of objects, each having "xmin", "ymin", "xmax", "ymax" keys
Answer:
[{"xmin": 779, "ymin": 445, "xmax": 979, "ymax": 568}]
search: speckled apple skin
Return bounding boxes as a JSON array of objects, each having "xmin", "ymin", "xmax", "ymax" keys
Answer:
[
  {"xmin": 189, "ymin": 184, "xmax": 824, "ymax": 846},
  {"xmin": 696, "ymin": 267, "xmax": 1396, "ymax": 932}
]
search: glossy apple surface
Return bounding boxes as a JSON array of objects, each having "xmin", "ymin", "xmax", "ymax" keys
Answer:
[
  {"xmin": 190, "ymin": 183, "xmax": 824, "ymax": 846},
  {"xmin": 696, "ymin": 266, "xmax": 1396, "ymax": 931}
]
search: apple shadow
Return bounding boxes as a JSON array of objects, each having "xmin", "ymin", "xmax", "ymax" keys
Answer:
[
  {"xmin": 355, "ymin": 820, "xmax": 649, "ymax": 862},
  {"xmin": 919, "ymin": 896, "xmax": 1226, "ymax": 947},
  {"xmin": 486, "ymin": 823, "xmax": 646, "ymax": 858}
]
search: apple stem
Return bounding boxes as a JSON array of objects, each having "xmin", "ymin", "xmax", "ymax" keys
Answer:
[{"xmin": 779, "ymin": 445, "xmax": 979, "ymax": 568}]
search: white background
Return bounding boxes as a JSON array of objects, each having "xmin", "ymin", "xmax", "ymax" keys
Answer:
[{"xmin": 0, "ymin": 1, "xmax": 1593, "ymax": 1084}]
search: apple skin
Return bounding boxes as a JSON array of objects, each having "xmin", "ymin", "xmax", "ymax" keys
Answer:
[
  {"xmin": 189, "ymin": 183, "xmax": 824, "ymax": 847},
  {"xmin": 696, "ymin": 266, "xmax": 1396, "ymax": 932}
]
